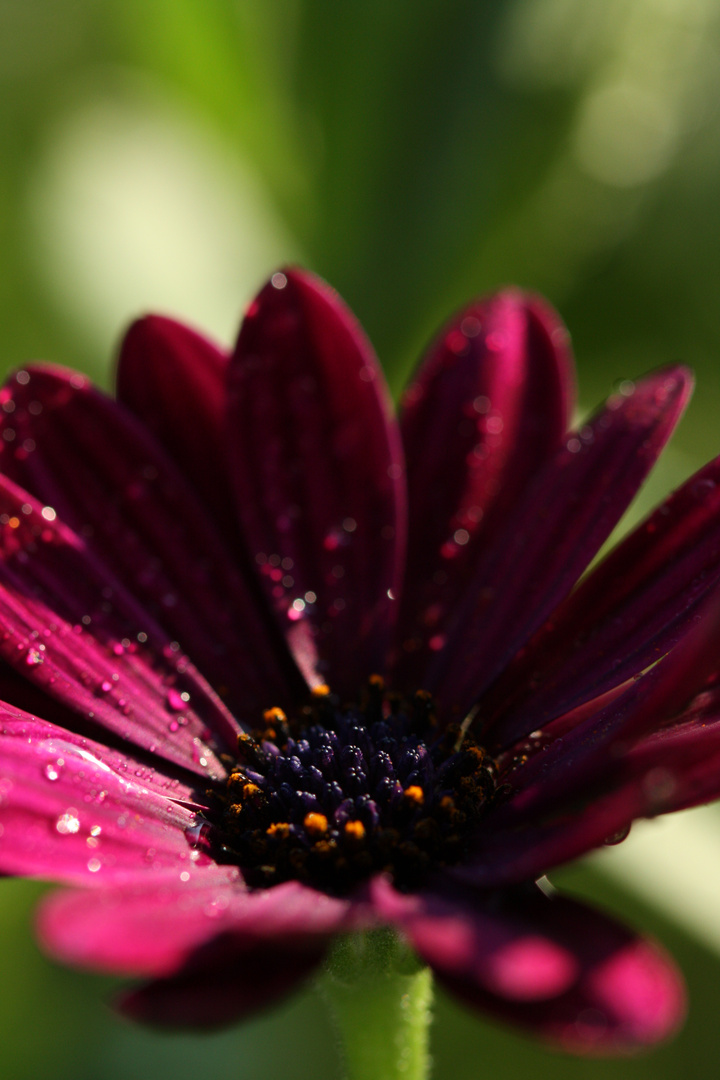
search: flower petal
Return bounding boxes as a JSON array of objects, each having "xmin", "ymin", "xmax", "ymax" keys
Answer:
[
  {"xmin": 0, "ymin": 473, "xmax": 236, "ymax": 776},
  {"xmin": 452, "ymin": 592, "xmax": 720, "ymax": 888},
  {"xmin": 0, "ymin": 708, "xmax": 205, "ymax": 885},
  {"xmin": 0, "ymin": 365, "xmax": 305, "ymax": 716},
  {"xmin": 484, "ymin": 453, "xmax": 720, "ymax": 747},
  {"xmin": 426, "ymin": 366, "xmax": 693, "ymax": 724},
  {"xmin": 38, "ymin": 878, "xmax": 355, "ymax": 977},
  {"xmin": 395, "ymin": 291, "xmax": 573, "ymax": 684},
  {"xmin": 117, "ymin": 935, "xmax": 327, "ymax": 1028},
  {"xmin": 228, "ymin": 269, "xmax": 406, "ymax": 692},
  {"xmin": 374, "ymin": 877, "xmax": 685, "ymax": 1053},
  {"xmin": 116, "ymin": 315, "xmax": 238, "ymax": 540}
]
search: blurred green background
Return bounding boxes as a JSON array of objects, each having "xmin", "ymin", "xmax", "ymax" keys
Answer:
[{"xmin": 3, "ymin": 0, "xmax": 720, "ymax": 1076}]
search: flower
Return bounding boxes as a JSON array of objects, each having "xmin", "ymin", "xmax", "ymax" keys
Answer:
[{"xmin": 1, "ymin": 267, "xmax": 719, "ymax": 1054}]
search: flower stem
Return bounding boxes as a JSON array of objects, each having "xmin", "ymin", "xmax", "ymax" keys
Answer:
[{"xmin": 317, "ymin": 928, "xmax": 433, "ymax": 1080}]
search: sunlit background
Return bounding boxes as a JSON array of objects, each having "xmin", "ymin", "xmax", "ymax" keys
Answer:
[{"xmin": 4, "ymin": 1, "xmax": 720, "ymax": 1076}]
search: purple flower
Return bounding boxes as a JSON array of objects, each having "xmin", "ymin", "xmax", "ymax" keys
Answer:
[{"xmin": 1, "ymin": 267, "xmax": 719, "ymax": 1053}]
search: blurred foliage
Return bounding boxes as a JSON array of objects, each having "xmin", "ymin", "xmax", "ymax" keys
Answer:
[{"xmin": 3, "ymin": 0, "xmax": 720, "ymax": 1077}]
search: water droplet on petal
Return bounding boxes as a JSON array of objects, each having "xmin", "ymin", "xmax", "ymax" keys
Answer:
[
  {"xmin": 603, "ymin": 824, "xmax": 630, "ymax": 846},
  {"xmin": 56, "ymin": 811, "xmax": 80, "ymax": 835},
  {"xmin": 25, "ymin": 648, "xmax": 44, "ymax": 666},
  {"xmin": 166, "ymin": 688, "xmax": 190, "ymax": 711}
]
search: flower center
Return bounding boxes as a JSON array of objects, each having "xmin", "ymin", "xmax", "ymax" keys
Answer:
[{"xmin": 210, "ymin": 677, "xmax": 497, "ymax": 894}]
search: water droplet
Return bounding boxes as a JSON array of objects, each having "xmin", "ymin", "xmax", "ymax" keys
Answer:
[
  {"xmin": 87, "ymin": 857, "xmax": 102, "ymax": 873},
  {"xmin": 166, "ymin": 688, "xmax": 189, "ymax": 712},
  {"xmin": 271, "ymin": 272, "xmax": 287, "ymax": 290},
  {"xmin": 25, "ymin": 647, "xmax": 44, "ymax": 666},
  {"xmin": 56, "ymin": 811, "xmax": 80, "ymax": 835},
  {"xmin": 44, "ymin": 759, "xmax": 63, "ymax": 781},
  {"xmin": 603, "ymin": 824, "xmax": 630, "ymax": 846}
]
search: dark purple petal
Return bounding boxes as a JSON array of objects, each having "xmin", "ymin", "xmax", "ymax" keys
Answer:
[
  {"xmin": 38, "ymin": 878, "xmax": 356, "ymax": 976},
  {"xmin": 504, "ymin": 585, "xmax": 720, "ymax": 811},
  {"xmin": 116, "ymin": 315, "xmax": 235, "ymax": 537},
  {"xmin": 452, "ymin": 593, "xmax": 720, "ymax": 888},
  {"xmin": 0, "ymin": 365, "xmax": 306, "ymax": 716},
  {"xmin": 0, "ymin": 709, "xmax": 208, "ymax": 885},
  {"xmin": 228, "ymin": 269, "xmax": 406, "ymax": 692},
  {"xmin": 614, "ymin": 689, "xmax": 720, "ymax": 815},
  {"xmin": 426, "ymin": 366, "xmax": 693, "ymax": 726},
  {"xmin": 394, "ymin": 291, "xmax": 573, "ymax": 685},
  {"xmin": 483, "ymin": 453, "xmax": 720, "ymax": 747},
  {"xmin": 118, "ymin": 935, "xmax": 327, "ymax": 1028},
  {"xmin": 373, "ymin": 878, "xmax": 684, "ymax": 1053},
  {"xmin": 0, "ymin": 473, "xmax": 237, "ymax": 775}
]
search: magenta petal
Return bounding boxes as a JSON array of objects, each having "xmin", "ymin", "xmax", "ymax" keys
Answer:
[
  {"xmin": 427, "ymin": 366, "xmax": 693, "ymax": 723},
  {"xmin": 395, "ymin": 291, "xmax": 573, "ymax": 684},
  {"xmin": 0, "ymin": 365, "xmax": 305, "ymax": 715},
  {"xmin": 228, "ymin": 269, "xmax": 406, "ymax": 691},
  {"xmin": 374, "ymin": 878, "xmax": 685, "ymax": 1053},
  {"xmin": 118, "ymin": 935, "xmax": 327, "ymax": 1029},
  {"xmin": 0, "ymin": 473, "xmax": 236, "ymax": 775},
  {"xmin": 38, "ymin": 878, "xmax": 355, "ymax": 976},
  {"xmin": 116, "ymin": 315, "xmax": 236, "ymax": 537},
  {"xmin": 0, "ymin": 710, "xmax": 206, "ymax": 885},
  {"xmin": 484, "ymin": 453, "xmax": 720, "ymax": 745}
]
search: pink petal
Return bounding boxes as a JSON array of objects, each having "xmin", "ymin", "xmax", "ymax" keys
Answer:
[
  {"xmin": 116, "ymin": 315, "xmax": 237, "ymax": 539},
  {"xmin": 0, "ymin": 472, "xmax": 236, "ymax": 776},
  {"xmin": 374, "ymin": 877, "xmax": 685, "ymax": 1053},
  {"xmin": 0, "ymin": 365, "xmax": 305, "ymax": 716},
  {"xmin": 228, "ymin": 269, "xmax": 406, "ymax": 692},
  {"xmin": 38, "ymin": 878, "xmax": 357, "ymax": 976},
  {"xmin": 484, "ymin": 453, "xmax": 720, "ymax": 747},
  {"xmin": 0, "ymin": 709, "xmax": 209, "ymax": 885},
  {"xmin": 426, "ymin": 366, "xmax": 693, "ymax": 724},
  {"xmin": 394, "ymin": 291, "xmax": 573, "ymax": 685}
]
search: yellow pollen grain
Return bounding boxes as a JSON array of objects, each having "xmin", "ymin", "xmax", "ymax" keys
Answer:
[
  {"xmin": 440, "ymin": 795, "xmax": 455, "ymax": 813},
  {"xmin": 404, "ymin": 785, "xmax": 425, "ymax": 806},
  {"xmin": 368, "ymin": 674, "xmax": 385, "ymax": 690},
  {"xmin": 8, "ymin": 517, "xmax": 19, "ymax": 529},
  {"xmin": 304, "ymin": 812, "xmax": 329, "ymax": 836},
  {"xmin": 344, "ymin": 820, "xmax": 366, "ymax": 841},
  {"xmin": 266, "ymin": 822, "xmax": 290, "ymax": 839},
  {"xmin": 263, "ymin": 706, "xmax": 286, "ymax": 724},
  {"xmin": 242, "ymin": 782, "xmax": 261, "ymax": 799},
  {"xmin": 312, "ymin": 683, "xmax": 331, "ymax": 697}
]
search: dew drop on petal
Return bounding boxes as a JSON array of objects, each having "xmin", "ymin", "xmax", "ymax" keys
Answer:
[
  {"xmin": 44, "ymin": 759, "xmax": 63, "ymax": 781},
  {"xmin": 25, "ymin": 648, "xmax": 44, "ymax": 666},
  {"xmin": 87, "ymin": 858, "xmax": 102, "ymax": 873},
  {"xmin": 56, "ymin": 811, "xmax": 80, "ymax": 835},
  {"xmin": 603, "ymin": 824, "xmax": 631, "ymax": 846},
  {"xmin": 166, "ymin": 688, "xmax": 189, "ymax": 712}
]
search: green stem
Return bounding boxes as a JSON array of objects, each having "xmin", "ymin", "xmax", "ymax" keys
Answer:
[{"xmin": 317, "ymin": 928, "xmax": 434, "ymax": 1080}]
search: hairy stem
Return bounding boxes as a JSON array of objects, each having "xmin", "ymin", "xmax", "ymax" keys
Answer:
[{"xmin": 317, "ymin": 928, "xmax": 433, "ymax": 1080}]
